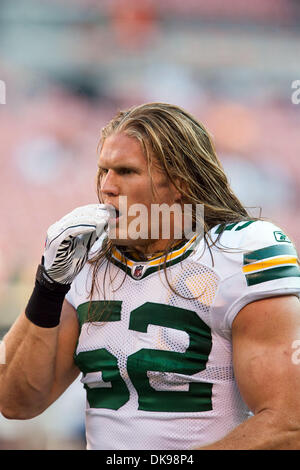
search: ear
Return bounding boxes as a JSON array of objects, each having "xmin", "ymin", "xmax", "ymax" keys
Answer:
[{"xmin": 172, "ymin": 177, "xmax": 187, "ymax": 203}]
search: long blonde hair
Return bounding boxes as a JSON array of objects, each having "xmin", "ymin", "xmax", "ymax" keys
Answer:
[{"xmin": 87, "ymin": 102, "xmax": 257, "ymax": 321}]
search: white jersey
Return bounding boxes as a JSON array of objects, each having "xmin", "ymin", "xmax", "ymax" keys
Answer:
[{"xmin": 66, "ymin": 220, "xmax": 300, "ymax": 450}]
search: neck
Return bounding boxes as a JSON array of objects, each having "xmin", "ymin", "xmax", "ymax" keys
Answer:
[{"xmin": 118, "ymin": 238, "xmax": 186, "ymax": 261}]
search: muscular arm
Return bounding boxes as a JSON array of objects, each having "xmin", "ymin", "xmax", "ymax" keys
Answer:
[
  {"xmin": 198, "ymin": 295, "xmax": 300, "ymax": 450},
  {"xmin": 0, "ymin": 299, "xmax": 80, "ymax": 419},
  {"xmin": 0, "ymin": 205, "xmax": 109, "ymax": 420}
]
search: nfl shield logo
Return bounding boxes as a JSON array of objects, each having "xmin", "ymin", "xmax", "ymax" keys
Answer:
[{"xmin": 132, "ymin": 265, "xmax": 144, "ymax": 279}]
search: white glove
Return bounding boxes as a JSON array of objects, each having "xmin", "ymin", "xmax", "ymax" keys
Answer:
[{"xmin": 41, "ymin": 204, "xmax": 109, "ymax": 285}]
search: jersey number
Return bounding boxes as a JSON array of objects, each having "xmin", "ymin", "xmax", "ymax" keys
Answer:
[{"xmin": 75, "ymin": 302, "xmax": 213, "ymax": 413}]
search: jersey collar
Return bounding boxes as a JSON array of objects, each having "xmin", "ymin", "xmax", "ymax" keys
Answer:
[{"xmin": 110, "ymin": 236, "xmax": 199, "ymax": 280}]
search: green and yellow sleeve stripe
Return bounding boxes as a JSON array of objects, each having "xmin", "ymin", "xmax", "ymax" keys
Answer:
[{"xmin": 243, "ymin": 244, "xmax": 300, "ymax": 286}]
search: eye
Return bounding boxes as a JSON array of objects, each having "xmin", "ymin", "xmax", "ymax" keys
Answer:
[
  {"xmin": 118, "ymin": 168, "xmax": 134, "ymax": 175},
  {"xmin": 98, "ymin": 167, "xmax": 108, "ymax": 175}
]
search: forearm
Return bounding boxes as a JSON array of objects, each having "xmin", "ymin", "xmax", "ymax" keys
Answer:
[
  {"xmin": 198, "ymin": 410, "xmax": 300, "ymax": 450},
  {"xmin": 0, "ymin": 312, "xmax": 59, "ymax": 419},
  {"xmin": 0, "ymin": 205, "xmax": 104, "ymax": 419}
]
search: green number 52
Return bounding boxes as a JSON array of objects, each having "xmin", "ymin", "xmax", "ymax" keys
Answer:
[{"xmin": 75, "ymin": 302, "xmax": 213, "ymax": 413}]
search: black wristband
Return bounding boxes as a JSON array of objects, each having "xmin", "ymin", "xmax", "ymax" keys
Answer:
[{"xmin": 25, "ymin": 265, "xmax": 71, "ymax": 328}]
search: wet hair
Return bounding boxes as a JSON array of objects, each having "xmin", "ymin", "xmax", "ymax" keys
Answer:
[{"xmin": 87, "ymin": 102, "xmax": 258, "ymax": 322}]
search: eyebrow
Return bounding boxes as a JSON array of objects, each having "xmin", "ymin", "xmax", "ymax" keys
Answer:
[{"xmin": 98, "ymin": 162, "xmax": 141, "ymax": 172}]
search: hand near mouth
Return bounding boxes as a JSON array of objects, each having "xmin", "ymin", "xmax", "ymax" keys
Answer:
[{"xmin": 104, "ymin": 204, "xmax": 120, "ymax": 220}]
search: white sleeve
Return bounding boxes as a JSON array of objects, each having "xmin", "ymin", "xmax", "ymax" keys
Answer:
[{"xmin": 211, "ymin": 220, "xmax": 300, "ymax": 339}]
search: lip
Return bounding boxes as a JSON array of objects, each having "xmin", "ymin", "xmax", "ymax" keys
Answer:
[
  {"xmin": 104, "ymin": 204, "xmax": 120, "ymax": 218},
  {"xmin": 104, "ymin": 204, "xmax": 121, "ymax": 226}
]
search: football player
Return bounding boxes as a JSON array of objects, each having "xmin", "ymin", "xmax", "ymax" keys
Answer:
[{"xmin": 1, "ymin": 103, "xmax": 300, "ymax": 450}]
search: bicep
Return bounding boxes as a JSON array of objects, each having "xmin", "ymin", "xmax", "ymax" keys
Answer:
[
  {"xmin": 232, "ymin": 295, "xmax": 300, "ymax": 415},
  {"xmin": 47, "ymin": 299, "xmax": 81, "ymax": 406}
]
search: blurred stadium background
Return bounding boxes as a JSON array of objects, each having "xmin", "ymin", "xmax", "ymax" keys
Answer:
[{"xmin": 0, "ymin": 0, "xmax": 300, "ymax": 450}]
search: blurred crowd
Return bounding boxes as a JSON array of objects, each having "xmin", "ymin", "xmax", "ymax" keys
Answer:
[{"xmin": 0, "ymin": 0, "xmax": 299, "ymax": 449}]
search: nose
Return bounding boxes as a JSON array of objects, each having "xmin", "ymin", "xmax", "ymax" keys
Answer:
[{"xmin": 100, "ymin": 170, "xmax": 119, "ymax": 198}]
